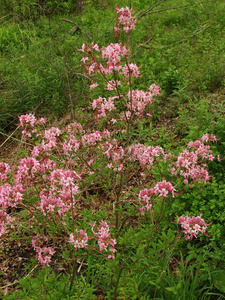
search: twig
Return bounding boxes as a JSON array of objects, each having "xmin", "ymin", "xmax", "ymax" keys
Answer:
[
  {"xmin": 59, "ymin": 18, "xmax": 92, "ymax": 41},
  {"xmin": 0, "ymin": 264, "xmax": 38, "ymax": 290},
  {"xmin": 139, "ymin": 21, "xmax": 216, "ymax": 49},
  {"xmin": 0, "ymin": 126, "xmax": 20, "ymax": 148},
  {"xmin": 137, "ymin": 0, "xmax": 215, "ymax": 19},
  {"xmin": 0, "ymin": 130, "xmax": 33, "ymax": 148},
  {"xmin": 0, "ymin": 14, "xmax": 11, "ymax": 20},
  {"xmin": 77, "ymin": 259, "xmax": 84, "ymax": 274},
  {"xmin": 72, "ymin": 72, "xmax": 92, "ymax": 81},
  {"xmin": 59, "ymin": 18, "xmax": 77, "ymax": 25},
  {"xmin": 137, "ymin": 0, "xmax": 166, "ymax": 19}
]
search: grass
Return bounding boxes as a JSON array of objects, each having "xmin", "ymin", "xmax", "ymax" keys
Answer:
[{"xmin": 0, "ymin": 0, "xmax": 224, "ymax": 130}]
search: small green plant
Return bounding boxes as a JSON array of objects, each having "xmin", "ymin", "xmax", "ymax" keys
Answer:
[{"xmin": 3, "ymin": 268, "xmax": 97, "ymax": 299}]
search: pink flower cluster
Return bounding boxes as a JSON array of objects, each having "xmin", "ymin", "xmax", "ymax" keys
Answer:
[
  {"xmin": 176, "ymin": 216, "xmax": 209, "ymax": 240},
  {"xmin": 0, "ymin": 162, "xmax": 11, "ymax": 182},
  {"xmin": 123, "ymin": 63, "xmax": 140, "ymax": 78},
  {"xmin": 201, "ymin": 133, "xmax": 218, "ymax": 143},
  {"xmin": 154, "ymin": 181, "xmax": 176, "ymax": 198},
  {"xmin": 0, "ymin": 183, "xmax": 24, "ymax": 209},
  {"xmin": 81, "ymin": 42, "xmax": 128, "ymax": 76},
  {"xmin": 138, "ymin": 181, "xmax": 175, "ymax": 215},
  {"xmin": 115, "ymin": 6, "xmax": 137, "ymax": 33},
  {"xmin": 101, "ymin": 43, "xmax": 127, "ymax": 74},
  {"xmin": 128, "ymin": 143, "xmax": 164, "ymax": 169},
  {"xmin": 106, "ymin": 80, "xmax": 121, "ymax": 91},
  {"xmin": 62, "ymin": 134, "xmax": 80, "ymax": 155},
  {"xmin": 96, "ymin": 141, "xmax": 125, "ymax": 171},
  {"xmin": 32, "ymin": 235, "xmax": 55, "ymax": 266},
  {"xmin": 19, "ymin": 114, "xmax": 46, "ymax": 137},
  {"xmin": 15, "ymin": 157, "xmax": 40, "ymax": 187},
  {"xmin": 171, "ymin": 134, "xmax": 219, "ymax": 184},
  {"xmin": 149, "ymin": 84, "xmax": 161, "ymax": 96},
  {"xmin": 69, "ymin": 229, "xmax": 88, "ymax": 250},
  {"xmin": 127, "ymin": 85, "xmax": 160, "ymax": 117},
  {"xmin": 0, "ymin": 162, "xmax": 24, "ymax": 236},
  {"xmin": 40, "ymin": 127, "xmax": 61, "ymax": 153},
  {"xmin": 0, "ymin": 210, "xmax": 11, "ymax": 236},
  {"xmin": 40, "ymin": 169, "xmax": 80, "ymax": 216},
  {"xmin": 92, "ymin": 220, "xmax": 116, "ymax": 259},
  {"xmin": 92, "ymin": 96, "xmax": 116, "ymax": 118},
  {"xmin": 82, "ymin": 130, "xmax": 111, "ymax": 146}
]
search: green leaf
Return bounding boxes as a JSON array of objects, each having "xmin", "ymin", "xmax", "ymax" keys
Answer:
[{"xmin": 212, "ymin": 270, "xmax": 225, "ymax": 293}]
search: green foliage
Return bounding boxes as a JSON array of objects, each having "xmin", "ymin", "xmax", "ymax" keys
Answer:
[
  {"xmin": 167, "ymin": 175, "xmax": 225, "ymax": 264},
  {"xmin": 1, "ymin": 0, "xmax": 77, "ymax": 20},
  {"xmin": 148, "ymin": 252, "xmax": 223, "ymax": 300},
  {"xmin": 3, "ymin": 268, "xmax": 97, "ymax": 299},
  {"xmin": 176, "ymin": 95, "xmax": 225, "ymax": 142},
  {"xmin": 0, "ymin": 18, "xmax": 89, "ymax": 129},
  {"xmin": 1, "ymin": 0, "xmax": 225, "ymax": 129}
]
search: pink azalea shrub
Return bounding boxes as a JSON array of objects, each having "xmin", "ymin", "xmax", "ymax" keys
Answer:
[{"xmin": 0, "ymin": 7, "xmax": 221, "ymax": 277}]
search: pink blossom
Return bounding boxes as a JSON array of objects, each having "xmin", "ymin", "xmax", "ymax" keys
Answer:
[
  {"xmin": 115, "ymin": 6, "xmax": 137, "ymax": 32},
  {"xmin": 40, "ymin": 190, "xmax": 69, "ymax": 216},
  {"xmin": 138, "ymin": 181, "xmax": 175, "ymax": 215},
  {"xmin": 15, "ymin": 157, "xmax": 40, "ymax": 186},
  {"xmin": 113, "ymin": 23, "xmax": 120, "ymax": 34},
  {"xmin": 176, "ymin": 215, "xmax": 210, "ymax": 240},
  {"xmin": 201, "ymin": 133, "xmax": 218, "ymax": 142},
  {"xmin": 171, "ymin": 135, "xmax": 218, "ymax": 184},
  {"xmin": 81, "ymin": 56, "xmax": 89, "ymax": 64},
  {"xmin": 82, "ymin": 130, "xmax": 110, "ymax": 146},
  {"xmin": 154, "ymin": 181, "xmax": 175, "ymax": 198},
  {"xmin": 80, "ymin": 42, "xmax": 99, "ymax": 53},
  {"xmin": 126, "ymin": 87, "xmax": 160, "ymax": 117},
  {"xmin": 138, "ymin": 188, "xmax": 154, "ymax": 215},
  {"xmin": 32, "ymin": 235, "xmax": 55, "ymax": 266},
  {"xmin": 90, "ymin": 81, "xmax": 98, "ymax": 89},
  {"xmin": 92, "ymin": 96, "xmax": 116, "ymax": 118},
  {"xmin": 0, "ymin": 162, "xmax": 11, "ymax": 182},
  {"xmin": 19, "ymin": 114, "xmax": 46, "ymax": 137},
  {"xmin": 36, "ymin": 247, "xmax": 55, "ymax": 266},
  {"xmin": 120, "ymin": 111, "xmax": 132, "ymax": 121},
  {"xmin": 102, "ymin": 43, "xmax": 127, "ymax": 74},
  {"xmin": 92, "ymin": 220, "xmax": 116, "ymax": 259},
  {"xmin": 69, "ymin": 230, "xmax": 88, "ymax": 250},
  {"xmin": 88, "ymin": 62, "xmax": 98, "ymax": 75},
  {"xmin": 128, "ymin": 144, "xmax": 164, "ymax": 169},
  {"xmin": 123, "ymin": 63, "xmax": 140, "ymax": 78},
  {"xmin": 106, "ymin": 80, "xmax": 121, "ymax": 91},
  {"xmin": 149, "ymin": 84, "xmax": 161, "ymax": 95},
  {"xmin": 103, "ymin": 144, "xmax": 125, "ymax": 165},
  {"xmin": 111, "ymin": 118, "xmax": 117, "ymax": 124},
  {"xmin": 40, "ymin": 169, "xmax": 80, "ymax": 216},
  {"xmin": 19, "ymin": 113, "xmax": 36, "ymax": 127},
  {"xmin": 62, "ymin": 135, "xmax": 80, "ymax": 155},
  {"xmin": 0, "ymin": 183, "xmax": 24, "ymax": 209},
  {"xmin": 80, "ymin": 43, "xmax": 87, "ymax": 53},
  {"xmin": 0, "ymin": 210, "xmax": 11, "ymax": 236}
]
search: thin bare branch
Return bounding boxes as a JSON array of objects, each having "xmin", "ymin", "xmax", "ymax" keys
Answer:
[
  {"xmin": 0, "ymin": 129, "xmax": 33, "ymax": 148},
  {"xmin": 0, "ymin": 14, "xmax": 11, "ymax": 20},
  {"xmin": 137, "ymin": 0, "xmax": 215, "ymax": 20},
  {"xmin": 0, "ymin": 264, "xmax": 38, "ymax": 290},
  {"xmin": 139, "ymin": 21, "xmax": 216, "ymax": 49},
  {"xmin": 136, "ymin": 0, "xmax": 166, "ymax": 20}
]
